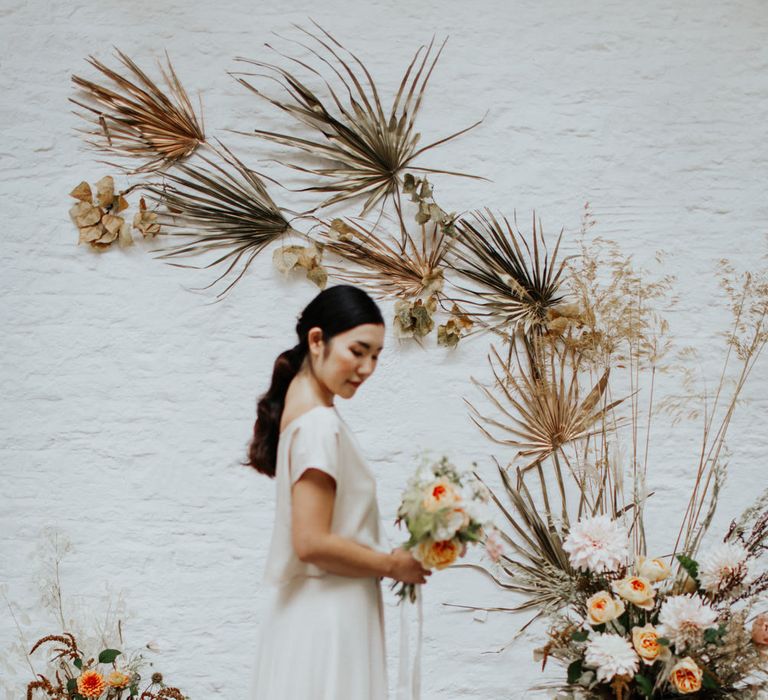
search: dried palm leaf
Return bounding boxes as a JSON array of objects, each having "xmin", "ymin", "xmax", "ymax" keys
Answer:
[
  {"xmin": 142, "ymin": 142, "xmax": 292, "ymax": 298},
  {"xmin": 444, "ymin": 209, "xmax": 569, "ymax": 336},
  {"xmin": 71, "ymin": 49, "xmax": 205, "ymax": 172},
  {"xmin": 232, "ymin": 21, "xmax": 483, "ymax": 218},
  {"xmin": 449, "ymin": 461, "xmax": 577, "ymax": 624},
  {"xmin": 318, "ymin": 216, "xmax": 449, "ymax": 300},
  {"xmin": 465, "ymin": 341, "xmax": 626, "ymax": 471}
]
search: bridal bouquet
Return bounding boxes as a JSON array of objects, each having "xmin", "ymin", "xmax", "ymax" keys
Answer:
[
  {"xmin": 533, "ymin": 511, "xmax": 768, "ymax": 698},
  {"xmin": 393, "ymin": 455, "xmax": 501, "ymax": 603}
]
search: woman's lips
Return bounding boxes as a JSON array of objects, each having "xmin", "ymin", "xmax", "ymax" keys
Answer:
[{"xmin": 349, "ymin": 380, "xmax": 362, "ymax": 386}]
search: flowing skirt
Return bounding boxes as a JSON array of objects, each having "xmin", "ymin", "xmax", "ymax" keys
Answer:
[{"xmin": 251, "ymin": 574, "xmax": 388, "ymax": 699}]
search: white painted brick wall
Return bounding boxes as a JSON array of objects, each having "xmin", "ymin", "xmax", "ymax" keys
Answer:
[{"xmin": 2, "ymin": 1, "xmax": 767, "ymax": 697}]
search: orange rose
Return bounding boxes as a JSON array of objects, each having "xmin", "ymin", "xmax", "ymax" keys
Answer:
[
  {"xmin": 586, "ymin": 591, "xmax": 625, "ymax": 625},
  {"xmin": 415, "ymin": 538, "xmax": 462, "ymax": 569},
  {"xmin": 631, "ymin": 624, "xmax": 665, "ymax": 663},
  {"xmin": 669, "ymin": 657, "xmax": 703, "ymax": 694},
  {"xmin": 106, "ymin": 670, "xmax": 131, "ymax": 688},
  {"xmin": 612, "ymin": 576, "xmax": 655, "ymax": 610},
  {"xmin": 77, "ymin": 670, "xmax": 106, "ymax": 698},
  {"xmin": 421, "ymin": 479, "xmax": 461, "ymax": 512}
]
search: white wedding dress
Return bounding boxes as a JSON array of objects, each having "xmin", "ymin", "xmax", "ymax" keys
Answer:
[{"xmin": 250, "ymin": 405, "xmax": 388, "ymax": 700}]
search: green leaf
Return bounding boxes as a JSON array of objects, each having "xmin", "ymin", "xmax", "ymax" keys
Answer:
[
  {"xmin": 67, "ymin": 678, "xmax": 77, "ymax": 693},
  {"xmin": 656, "ymin": 637, "xmax": 670, "ymax": 646},
  {"xmin": 73, "ymin": 657, "xmax": 83, "ymax": 669},
  {"xmin": 567, "ymin": 659, "xmax": 584, "ymax": 684},
  {"xmin": 676, "ymin": 554, "xmax": 700, "ymax": 586},
  {"xmin": 571, "ymin": 629, "xmax": 589, "ymax": 642},
  {"xmin": 703, "ymin": 624, "xmax": 727, "ymax": 644},
  {"xmin": 98, "ymin": 648, "xmax": 122, "ymax": 664},
  {"xmin": 702, "ymin": 670, "xmax": 719, "ymax": 690},
  {"xmin": 635, "ymin": 673, "xmax": 654, "ymax": 698}
]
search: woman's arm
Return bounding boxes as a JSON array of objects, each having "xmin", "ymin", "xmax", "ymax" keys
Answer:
[{"xmin": 291, "ymin": 468, "xmax": 430, "ymax": 583}]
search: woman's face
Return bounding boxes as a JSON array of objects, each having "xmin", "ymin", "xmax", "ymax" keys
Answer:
[{"xmin": 308, "ymin": 323, "xmax": 385, "ymax": 399}]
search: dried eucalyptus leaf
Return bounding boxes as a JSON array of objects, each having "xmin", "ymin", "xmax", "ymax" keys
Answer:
[
  {"xmin": 69, "ymin": 201, "xmax": 102, "ymax": 228},
  {"xmin": 95, "ymin": 176, "xmax": 115, "ymax": 208},
  {"xmin": 99, "ymin": 214, "xmax": 123, "ymax": 243},
  {"xmin": 411, "ymin": 300, "xmax": 434, "ymax": 337},
  {"xmin": 117, "ymin": 221, "xmax": 134, "ymax": 248},
  {"xmin": 306, "ymin": 265, "xmax": 328, "ymax": 289},
  {"xmin": 272, "ymin": 246, "xmax": 301, "ymax": 274},
  {"xmin": 70, "ymin": 181, "xmax": 93, "ymax": 202},
  {"xmin": 133, "ymin": 198, "xmax": 160, "ymax": 237},
  {"xmin": 78, "ymin": 224, "xmax": 104, "ymax": 244},
  {"xmin": 437, "ymin": 320, "xmax": 460, "ymax": 348},
  {"xmin": 115, "ymin": 194, "xmax": 130, "ymax": 213},
  {"xmin": 428, "ymin": 203, "xmax": 444, "ymax": 222},
  {"xmin": 415, "ymin": 201, "xmax": 431, "ymax": 225},
  {"xmin": 393, "ymin": 300, "xmax": 416, "ymax": 339},
  {"xmin": 329, "ymin": 218, "xmax": 356, "ymax": 242}
]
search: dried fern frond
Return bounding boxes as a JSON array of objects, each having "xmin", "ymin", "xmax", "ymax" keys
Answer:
[
  {"xmin": 71, "ymin": 49, "xmax": 205, "ymax": 172},
  {"xmin": 444, "ymin": 209, "xmax": 568, "ymax": 337},
  {"xmin": 143, "ymin": 142, "xmax": 292, "ymax": 298},
  {"xmin": 317, "ymin": 216, "xmax": 449, "ymax": 300},
  {"xmin": 466, "ymin": 341, "xmax": 626, "ymax": 471},
  {"xmin": 232, "ymin": 21, "xmax": 483, "ymax": 218}
]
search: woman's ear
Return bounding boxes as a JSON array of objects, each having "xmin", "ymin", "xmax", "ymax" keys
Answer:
[{"xmin": 306, "ymin": 326, "xmax": 325, "ymax": 355}]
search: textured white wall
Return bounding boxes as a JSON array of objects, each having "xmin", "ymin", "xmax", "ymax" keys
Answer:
[{"xmin": 1, "ymin": 0, "xmax": 767, "ymax": 698}]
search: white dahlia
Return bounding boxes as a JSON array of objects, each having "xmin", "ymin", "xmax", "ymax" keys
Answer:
[
  {"xmin": 584, "ymin": 633, "xmax": 640, "ymax": 683},
  {"xmin": 698, "ymin": 542, "xmax": 750, "ymax": 594},
  {"xmin": 563, "ymin": 515, "xmax": 629, "ymax": 573},
  {"xmin": 657, "ymin": 594, "xmax": 718, "ymax": 650}
]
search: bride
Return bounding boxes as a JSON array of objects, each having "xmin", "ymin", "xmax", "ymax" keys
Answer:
[{"xmin": 245, "ymin": 284, "xmax": 430, "ymax": 699}]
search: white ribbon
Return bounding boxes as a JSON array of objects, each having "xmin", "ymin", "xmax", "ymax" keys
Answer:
[{"xmin": 396, "ymin": 585, "xmax": 423, "ymax": 700}]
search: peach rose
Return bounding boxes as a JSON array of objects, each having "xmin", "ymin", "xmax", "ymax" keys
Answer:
[
  {"xmin": 752, "ymin": 613, "xmax": 768, "ymax": 646},
  {"xmin": 414, "ymin": 538, "xmax": 463, "ymax": 570},
  {"xmin": 77, "ymin": 670, "xmax": 106, "ymax": 698},
  {"xmin": 636, "ymin": 556, "xmax": 671, "ymax": 583},
  {"xmin": 669, "ymin": 657, "xmax": 703, "ymax": 694},
  {"xmin": 586, "ymin": 591, "xmax": 625, "ymax": 625},
  {"xmin": 612, "ymin": 576, "xmax": 655, "ymax": 610},
  {"xmin": 421, "ymin": 479, "xmax": 462, "ymax": 512},
  {"xmin": 106, "ymin": 670, "xmax": 131, "ymax": 688},
  {"xmin": 631, "ymin": 624, "xmax": 665, "ymax": 663}
]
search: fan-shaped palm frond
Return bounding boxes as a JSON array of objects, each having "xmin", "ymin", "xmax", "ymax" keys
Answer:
[
  {"xmin": 231, "ymin": 21, "xmax": 483, "ymax": 218},
  {"xmin": 465, "ymin": 342, "xmax": 626, "ymax": 470},
  {"xmin": 71, "ymin": 49, "xmax": 205, "ymax": 172},
  {"xmin": 143, "ymin": 142, "xmax": 291, "ymax": 298},
  {"xmin": 444, "ymin": 209, "xmax": 568, "ymax": 336},
  {"xmin": 317, "ymin": 216, "xmax": 449, "ymax": 300}
]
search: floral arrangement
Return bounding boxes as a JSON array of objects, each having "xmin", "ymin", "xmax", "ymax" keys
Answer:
[
  {"xmin": 532, "ymin": 510, "xmax": 768, "ymax": 698},
  {"xmin": 457, "ymin": 211, "xmax": 768, "ymax": 697},
  {"xmin": 26, "ymin": 634, "xmax": 185, "ymax": 700},
  {"xmin": 394, "ymin": 455, "xmax": 501, "ymax": 602}
]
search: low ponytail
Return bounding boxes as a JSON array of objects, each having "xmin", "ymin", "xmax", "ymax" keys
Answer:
[
  {"xmin": 246, "ymin": 341, "xmax": 307, "ymax": 477},
  {"xmin": 244, "ymin": 285, "xmax": 384, "ymax": 477}
]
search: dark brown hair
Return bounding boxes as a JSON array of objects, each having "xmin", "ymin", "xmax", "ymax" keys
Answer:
[{"xmin": 244, "ymin": 284, "xmax": 384, "ymax": 477}]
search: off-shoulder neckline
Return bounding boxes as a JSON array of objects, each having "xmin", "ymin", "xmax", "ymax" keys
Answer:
[{"xmin": 278, "ymin": 404, "xmax": 338, "ymax": 438}]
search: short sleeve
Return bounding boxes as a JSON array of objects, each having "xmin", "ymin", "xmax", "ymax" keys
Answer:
[{"xmin": 288, "ymin": 411, "xmax": 340, "ymax": 486}]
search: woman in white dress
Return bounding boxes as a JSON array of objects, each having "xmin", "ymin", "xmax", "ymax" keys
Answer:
[{"xmin": 245, "ymin": 284, "xmax": 430, "ymax": 699}]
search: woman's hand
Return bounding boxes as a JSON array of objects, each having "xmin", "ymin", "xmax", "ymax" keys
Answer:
[{"xmin": 388, "ymin": 547, "xmax": 432, "ymax": 584}]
